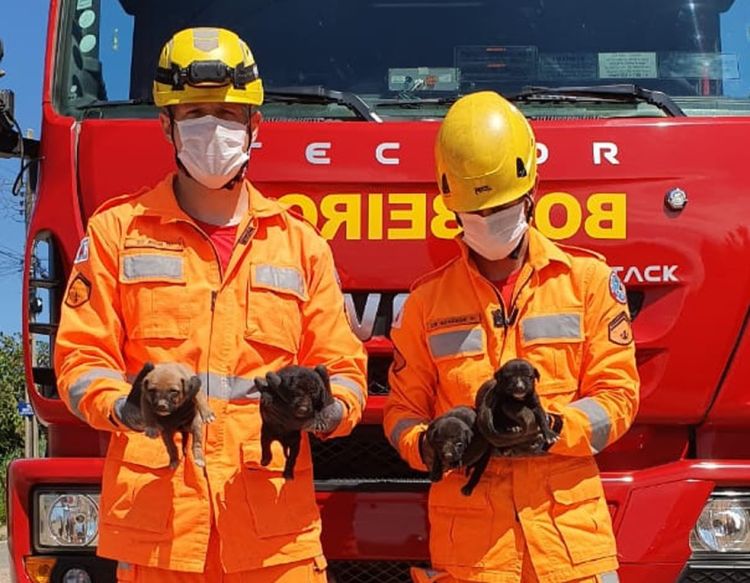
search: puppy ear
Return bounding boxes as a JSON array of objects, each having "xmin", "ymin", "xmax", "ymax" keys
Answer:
[
  {"xmin": 533, "ymin": 366, "xmax": 541, "ymax": 381},
  {"xmin": 133, "ymin": 361, "xmax": 155, "ymax": 389},
  {"xmin": 254, "ymin": 377, "xmax": 269, "ymax": 393},
  {"xmin": 313, "ymin": 364, "xmax": 330, "ymax": 388},
  {"xmin": 185, "ymin": 376, "xmax": 201, "ymax": 399},
  {"xmin": 266, "ymin": 372, "xmax": 282, "ymax": 389}
]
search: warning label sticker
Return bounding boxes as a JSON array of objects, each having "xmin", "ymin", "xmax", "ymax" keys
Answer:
[
  {"xmin": 538, "ymin": 53, "xmax": 598, "ymax": 81},
  {"xmin": 598, "ymin": 52, "xmax": 657, "ymax": 79}
]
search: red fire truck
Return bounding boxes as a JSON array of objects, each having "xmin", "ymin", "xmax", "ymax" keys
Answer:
[{"xmin": 2, "ymin": 0, "xmax": 750, "ymax": 581}]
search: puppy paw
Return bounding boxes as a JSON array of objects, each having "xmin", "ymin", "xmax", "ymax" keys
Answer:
[
  {"xmin": 544, "ymin": 434, "xmax": 560, "ymax": 446},
  {"xmin": 168, "ymin": 459, "xmax": 179, "ymax": 470},
  {"xmin": 203, "ymin": 410, "xmax": 216, "ymax": 424},
  {"xmin": 144, "ymin": 427, "xmax": 160, "ymax": 439},
  {"xmin": 194, "ymin": 457, "xmax": 206, "ymax": 468}
]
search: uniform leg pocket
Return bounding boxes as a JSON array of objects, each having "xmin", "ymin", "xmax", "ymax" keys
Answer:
[{"xmin": 549, "ymin": 471, "xmax": 616, "ymax": 565}]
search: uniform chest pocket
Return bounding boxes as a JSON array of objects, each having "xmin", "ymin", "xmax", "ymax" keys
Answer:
[
  {"xmin": 427, "ymin": 326, "xmax": 491, "ymax": 407},
  {"xmin": 245, "ymin": 264, "xmax": 306, "ymax": 355},
  {"xmin": 520, "ymin": 311, "xmax": 584, "ymax": 393},
  {"xmin": 119, "ymin": 250, "xmax": 191, "ymax": 340}
]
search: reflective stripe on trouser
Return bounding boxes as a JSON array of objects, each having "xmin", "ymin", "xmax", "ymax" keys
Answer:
[
  {"xmin": 521, "ymin": 551, "xmax": 619, "ymax": 583},
  {"xmin": 116, "ymin": 527, "xmax": 328, "ymax": 583},
  {"xmin": 411, "ymin": 565, "xmax": 619, "ymax": 583}
]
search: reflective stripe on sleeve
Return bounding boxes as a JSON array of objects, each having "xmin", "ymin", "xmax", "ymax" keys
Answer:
[
  {"xmin": 69, "ymin": 368, "xmax": 125, "ymax": 419},
  {"xmin": 569, "ymin": 397, "xmax": 612, "ymax": 454},
  {"xmin": 330, "ymin": 374, "xmax": 366, "ymax": 408}
]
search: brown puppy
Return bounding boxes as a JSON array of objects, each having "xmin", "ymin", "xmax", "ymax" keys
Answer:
[{"xmin": 140, "ymin": 362, "xmax": 215, "ymax": 469}]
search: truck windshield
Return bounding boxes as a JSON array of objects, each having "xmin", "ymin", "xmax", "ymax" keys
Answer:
[{"xmin": 58, "ymin": 0, "xmax": 750, "ymax": 119}]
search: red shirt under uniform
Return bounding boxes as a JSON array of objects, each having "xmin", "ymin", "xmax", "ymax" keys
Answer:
[
  {"xmin": 493, "ymin": 269, "xmax": 520, "ymax": 313},
  {"xmin": 194, "ymin": 220, "xmax": 239, "ymax": 274}
]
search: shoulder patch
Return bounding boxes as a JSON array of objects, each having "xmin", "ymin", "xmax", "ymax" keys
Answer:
[
  {"xmin": 608, "ymin": 311, "xmax": 633, "ymax": 345},
  {"xmin": 609, "ymin": 271, "xmax": 628, "ymax": 305},
  {"xmin": 65, "ymin": 274, "xmax": 91, "ymax": 308},
  {"xmin": 74, "ymin": 237, "xmax": 90, "ymax": 264}
]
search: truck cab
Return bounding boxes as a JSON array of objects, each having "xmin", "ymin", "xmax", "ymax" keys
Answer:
[{"xmin": 5, "ymin": 1, "xmax": 750, "ymax": 582}]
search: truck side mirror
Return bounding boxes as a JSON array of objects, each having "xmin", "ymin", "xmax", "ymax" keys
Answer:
[
  {"xmin": 0, "ymin": 37, "xmax": 20, "ymax": 157},
  {"xmin": 0, "ymin": 38, "xmax": 38, "ymax": 161}
]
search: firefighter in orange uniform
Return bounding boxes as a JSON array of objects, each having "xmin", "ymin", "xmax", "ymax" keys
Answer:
[
  {"xmin": 54, "ymin": 28, "xmax": 367, "ymax": 583},
  {"xmin": 384, "ymin": 92, "xmax": 639, "ymax": 583}
]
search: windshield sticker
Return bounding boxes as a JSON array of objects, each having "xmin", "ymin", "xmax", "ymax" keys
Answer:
[
  {"xmin": 388, "ymin": 68, "xmax": 459, "ymax": 92},
  {"xmin": 538, "ymin": 53, "xmax": 598, "ymax": 81},
  {"xmin": 598, "ymin": 52, "xmax": 657, "ymax": 79},
  {"xmin": 456, "ymin": 46, "xmax": 537, "ymax": 82},
  {"xmin": 659, "ymin": 53, "xmax": 739, "ymax": 80}
]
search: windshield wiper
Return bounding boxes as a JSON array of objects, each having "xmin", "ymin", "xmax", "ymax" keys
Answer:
[
  {"xmin": 76, "ymin": 98, "xmax": 152, "ymax": 118},
  {"xmin": 265, "ymin": 86, "xmax": 381, "ymax": 122},
  {"xmin": 374, "ymin": 96, "xmax": 457, "ymax": 108},
  {"xmin": 509, "ymin": 84, "xmax": 685, "ymax": 117}
]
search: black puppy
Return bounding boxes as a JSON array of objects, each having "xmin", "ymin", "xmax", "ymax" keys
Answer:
[
  {"xmin": 425, "ymin": 406, "xmax": 490, "ymax": 496},
  {"xmin": 476, "ymin": 358, "xmax": 558, "ymax": 454},
  {"xmin": 426, "ymin": 406, "xmax": 476, "ymax": 481},
  {"xmin": 254, "ymin": 365, "xmax": 334, "ymax": 479},
  {"xmin": 459, "ymin": 359, "xmax": 560, "ymax": 495}
]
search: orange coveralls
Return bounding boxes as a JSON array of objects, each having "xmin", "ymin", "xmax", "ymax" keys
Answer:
[
  {"xmin": 54, "ymin": 174, "xmax": 367, "ymax": 579},
  {"xmin": 385, "ymin": 228, "xmax": 639, "ymax": 583}
]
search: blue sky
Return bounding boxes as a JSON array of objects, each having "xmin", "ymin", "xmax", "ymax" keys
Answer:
[{"xmin": 0, "ymin": 3, "xmax": 48, "ymax": 333}]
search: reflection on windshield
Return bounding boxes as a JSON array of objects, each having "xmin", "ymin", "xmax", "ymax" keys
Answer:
[{"xmin": 61, "ymin": 0, "xmax": 750, "ymax": 117}]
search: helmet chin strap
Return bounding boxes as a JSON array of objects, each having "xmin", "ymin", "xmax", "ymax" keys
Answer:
[
  {"xmin": 219, "ymin": 161, "xmax": 248, "ymax": 190},
  {"xmin": 508, "ymin": 235, "xmax": 526, "ymax": 260},
  {"xmin": 507, "ymin": 194, "xmax": 534, "ymax": 260}
]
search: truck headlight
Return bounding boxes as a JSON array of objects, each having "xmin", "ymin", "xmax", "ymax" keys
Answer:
[
  {"xmin": 35, "ymin": 490, "xmax": 100, "ymax": 551},
  {"xmin": 690, "ymin": 493, "xmax": 750, "ymax": 553}
]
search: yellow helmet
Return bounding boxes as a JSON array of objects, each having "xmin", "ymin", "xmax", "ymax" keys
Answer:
[
  {"xmin": 153, "ymin": 28, "xmax": 264, "ymax": 108},
  {"xmin": 435, "ymin": 91, "xmax": 537, "ymax": 213}
]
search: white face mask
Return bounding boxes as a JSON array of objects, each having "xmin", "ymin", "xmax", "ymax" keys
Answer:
[
  {"xmin": 175, "ymin": 115, "xmax": 250, "ymax": 190},
  {"xmin": 459, "ymin": 202, "xmax": 529, "ymax": 260}
]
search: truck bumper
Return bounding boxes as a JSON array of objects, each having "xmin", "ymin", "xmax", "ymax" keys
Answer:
[{"xmin": 8, "ymin": 458, "xmax": 750, "ymax": 583}]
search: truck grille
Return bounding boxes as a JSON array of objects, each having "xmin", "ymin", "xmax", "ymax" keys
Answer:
[
  {"xmin": 680, "ymin": 569, "xmax": 750, "ymax": 582},
  {"xmin": 312, "ymin": 425, "xmax": 427, "ymax": 484},
  {"xmin": 327, "ymin": 560, "xmax": 428, "ymax": 583}
]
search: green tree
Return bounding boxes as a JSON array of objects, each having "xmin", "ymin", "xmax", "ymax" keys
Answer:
[{"xmin": 0, "ymin": 332, "xmax": 27, "ymax": 523}]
